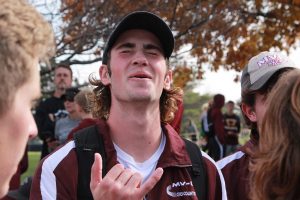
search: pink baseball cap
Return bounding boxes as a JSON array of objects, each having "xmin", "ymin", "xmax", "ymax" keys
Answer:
[{"xmin": 241, "ymin": 51, "xmax": 296, "ymax": 92}]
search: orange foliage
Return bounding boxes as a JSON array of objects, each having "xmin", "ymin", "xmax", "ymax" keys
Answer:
[
  {"xmin": 173, "ymin": 66, "xmax": 193, "ymax": 89},
  {"xmin": 57, "ymin": 0, "xmax": 300, "ymax": 84}
]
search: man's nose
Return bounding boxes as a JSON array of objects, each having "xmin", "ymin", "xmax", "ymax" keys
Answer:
[
  {"xmin": 28, "ymin": 115, "xmax": 38, "ymax": 140},
  {"xmin": 132, "ymin": 52, "xmax": 149, "ymax": 66}
]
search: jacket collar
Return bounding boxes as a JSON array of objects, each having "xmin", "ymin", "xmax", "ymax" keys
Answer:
[
  {"xmin": 97, "ymin": 121, "xmax": 192, "ymax": 170},
  {"xmin": 157, "ymin": 123, "xmax": 192, "ymax": 168}
]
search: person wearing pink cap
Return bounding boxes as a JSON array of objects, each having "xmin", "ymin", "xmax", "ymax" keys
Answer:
[
  {"xmin": 250, "ymin": 68, "xmax": 300, "ymax": 200},
  {"xmin": 217, "ymin": 51, "xmax": 296, "ymax": 200}
]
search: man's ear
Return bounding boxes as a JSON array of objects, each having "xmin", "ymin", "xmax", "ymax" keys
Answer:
[
  {"xmin": 99, "ymin": 65, "xmax": 111, "ymax": 85},
  {"xmin": 241, "ymin": 103, "xmax": 257, "ymax": 122},
  {"xmin": 164, "ymin": 70, "xmax": 172, "ymax": 90}
]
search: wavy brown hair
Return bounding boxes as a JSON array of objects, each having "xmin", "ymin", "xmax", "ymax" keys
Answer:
[
  {"xmin": 74, "ymin": 88, "xmax": 93, "ymax": 114},
  {"xmin": 89, "ymin": 58, "xmax": 183, "ymax": 123},
  {"xmin": 0, "ymin": 0, "xmax": 54, "ymax": 116},
  {"xmin": 250, "ymin": 69, "xmax": 300, "ymax": 200}
]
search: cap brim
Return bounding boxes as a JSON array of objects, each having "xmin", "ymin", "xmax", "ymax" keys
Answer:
[
  {"xmin": 102, "ymin": 11, "xmax": 174, "ymax": 64},
  {"xmin": 249, "ymin": 66, "xmax": 293, "ymax": 91}
]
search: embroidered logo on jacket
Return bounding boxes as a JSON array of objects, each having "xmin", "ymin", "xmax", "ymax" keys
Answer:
[{"xmin": 166, "ymin": 181, "xmax": 196, "ymax": 197}]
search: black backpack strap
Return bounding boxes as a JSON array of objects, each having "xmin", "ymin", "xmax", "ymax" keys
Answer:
[
  {"xmin": 74, "ymin": 125, "xmax": 107, "ymax": 200},
  {"xmin": 184, "ymin": 139, "xmax": 207, "ymax": 200}
]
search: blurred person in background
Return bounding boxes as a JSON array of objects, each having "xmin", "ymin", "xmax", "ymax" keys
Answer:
[
  {"xmin": 223, "ymin": 100, "xmax": 241, "ymax": 156},
  {"xmin": 207, "ymin": 94, "xmax": 226, "ymax": 161},
  {"xmin": 54, "ymin": 87, "xmax": 81, "ymax": 146},
  {"xmin": 199, "ymin": 100, "xmax": 213, "ymax": 150},
  {"xmin": 67, "ymin": 88, "xmax": 98, "ymax": 140},
  {"xmin": 183, "ymin": 118, "xmax": 199, "ymax": 143},
  {"xmin": 34, "ymin": 64, "xmax": 72, "ymax": 159}
]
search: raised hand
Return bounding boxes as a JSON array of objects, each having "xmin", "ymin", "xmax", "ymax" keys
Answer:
[{"xmin": 90, "ymin": 153, "xmax": 163, "ymax": 200}]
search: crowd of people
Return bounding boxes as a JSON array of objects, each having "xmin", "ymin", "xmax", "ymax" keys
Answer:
[{"xmin": 1, "ymin": 0, "xmax": 300, "ymax": 200}]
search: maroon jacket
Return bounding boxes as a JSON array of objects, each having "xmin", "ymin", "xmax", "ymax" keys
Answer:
[
  {"xmin": 210, "ymin": 95, "xmax": 226, "ymax": 144},
  {"xmin": 31, "ymin": 121, "xmax": 227, "ymax": 200},
  {"xmin": 217, "ymin": 132, "xmax": 258, "ymax": 200},
  {"xmin": 67, "ymin": 118, "xmax": 99, "ymax": 141}
]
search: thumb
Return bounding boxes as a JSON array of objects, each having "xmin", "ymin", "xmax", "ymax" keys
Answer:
[{"xmin": 90, "ymin": 153, "xmax": 103, "ymax": 191}]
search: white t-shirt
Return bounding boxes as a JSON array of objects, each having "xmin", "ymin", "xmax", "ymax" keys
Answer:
[{"xmin": 113, "ymin": 133, "xmax": 166, "ymax": 183}]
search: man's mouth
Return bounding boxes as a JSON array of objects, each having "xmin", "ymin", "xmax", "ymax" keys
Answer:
[
  {"xmin": 129, "ymin": 73, "xmax": 152, "ymax": 79},
  {"xmin": 58, "ymin": 82, "xmax": 67, "ymax": 89}
]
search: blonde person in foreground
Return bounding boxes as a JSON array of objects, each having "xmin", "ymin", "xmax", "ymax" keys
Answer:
[
  {"xmin": 0, "ymin": 0, "xmax": 54, "ymax": 198},
  {"xmin": 250, "ymin": 68, "xmax": 300, "ymax": 200}
]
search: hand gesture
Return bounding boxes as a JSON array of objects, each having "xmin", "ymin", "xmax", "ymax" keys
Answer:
[{"xmin": 90, "ymin": 153, "xmax": 163, "ymax": 200}]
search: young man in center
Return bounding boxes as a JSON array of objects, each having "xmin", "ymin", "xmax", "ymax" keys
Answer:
[{"xmin": 31, "ymin": 11, "xmax": 226, "ymax": 200}]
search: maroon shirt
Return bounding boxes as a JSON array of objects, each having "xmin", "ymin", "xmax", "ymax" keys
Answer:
[
  {"xmin": 31, "ymin": 121, "xmax": 227, "ymax": 200},
  {"xmin": 210, "ymin": 94, "xmax": 226, "ymax": 144}
]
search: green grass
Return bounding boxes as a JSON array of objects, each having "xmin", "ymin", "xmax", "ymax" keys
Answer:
[
  {"xmin": 239, "ymin": 128, "xmax": 251, "ymax": 145},
  {"xmin": 21, "ymin": 151, "xmax": 41, "ymax": 182}
]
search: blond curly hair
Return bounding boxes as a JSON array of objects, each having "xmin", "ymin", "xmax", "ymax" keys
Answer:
[{"xmin": 0, "ymin": 0, "xmax": 55, "ymax": 116}]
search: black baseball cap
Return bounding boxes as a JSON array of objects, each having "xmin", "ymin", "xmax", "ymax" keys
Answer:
[
  {"xmin": 102, "ymin": 11, "xmax": 174, "ymax": 65},
  {"xmin": 61, "ymin": 87, "xmax": 80, "ymax": 102}
]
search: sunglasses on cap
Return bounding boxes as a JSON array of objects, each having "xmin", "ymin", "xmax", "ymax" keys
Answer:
[{"xmin": 64, "ymin": 95, "xmax": 74, "ymax": 102}]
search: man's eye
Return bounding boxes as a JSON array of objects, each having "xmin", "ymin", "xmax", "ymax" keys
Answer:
[
  {"xmin": 121, "ymin": 50, "xmax": 131, "ymax": 53},
  {"xmin": 146, "ymin": 51, "xmax": 158, "ymax": 55}
]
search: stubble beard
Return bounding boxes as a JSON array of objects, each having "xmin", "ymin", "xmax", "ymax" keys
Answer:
[{"xmin": 56, "ymin": 82, "xmax": 67, "ymax": 93}]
